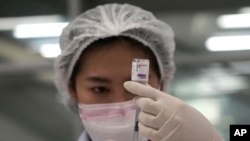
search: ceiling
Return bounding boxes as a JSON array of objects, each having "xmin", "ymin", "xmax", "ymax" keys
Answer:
[
  {"xmin": 1, "ymin": 0, "xmax": 250, "ymax": 17},
  {"xmin": 1, "ymin": 0, "xmax": 250, "ymax": 141},
  {"xmin": 1, "ymin": 0, "xmax": 250, "ymax": 68}
]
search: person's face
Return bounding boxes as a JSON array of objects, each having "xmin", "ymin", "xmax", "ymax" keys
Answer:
[{"xmin": 69, "ymin": 40, "xmax": 160, "ymax": 104}]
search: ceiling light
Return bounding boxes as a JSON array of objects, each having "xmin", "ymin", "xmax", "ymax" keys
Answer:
[
  {"xmin": 39, "ymin": 44, "xmax": 61, "ymax": 58},
  {"xmin": 205, "ymin": 35, "xmax": 250, "ymax": 51},
  {"xmin": 217, "ymin": 13, "xmax": 250, "ymax": 29},
  {"xmin": 13, "ymin": 22, "xmax": 68, "ymax": 38},
  {"xmin": 238, "ymin": 7, "xmax": 250, "ymax": 13},
  {"xmin": 0, "ymin": 15, "xmax": 63, "ymax": 31}
]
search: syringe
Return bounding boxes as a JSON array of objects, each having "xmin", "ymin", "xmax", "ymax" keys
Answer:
[
  {"xmin": 133, "ymin": 108, "xmax": 140, "ymax": 141},
  {"xmin": 131, "ymin": 58, "xmax": 150, "ymax": 141}
]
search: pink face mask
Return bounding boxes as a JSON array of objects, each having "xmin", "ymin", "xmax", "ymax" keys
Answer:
[{"xmin": 78, "ymin": 100, "xmax": 147, "ymax": 141}]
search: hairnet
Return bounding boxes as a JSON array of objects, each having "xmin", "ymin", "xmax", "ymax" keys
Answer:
[{"xmin": 54, "ymin": 3, "xmax": 176, "ymax": 112}]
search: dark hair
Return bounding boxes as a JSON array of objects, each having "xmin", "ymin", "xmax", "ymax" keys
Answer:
[{"xmin": 70, "ymin": 36, "xmax": 160, "ymax": 90}]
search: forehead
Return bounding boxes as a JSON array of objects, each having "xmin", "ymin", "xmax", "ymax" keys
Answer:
[
  {"xmin": 81, "ymin": 38, "xmax": 152, "ymax": 69},
  {"xmin": 85, "ymin": 36, "xmax": 152, "ymax": 55},
  {"xmin": 68, "ymin": 36, "xmax": 161, "ymax": 87},
  {"xmin": 70, "ymin": 36, "xmax": 160, "ymax": 81},
  {"xmin": 80, "ymin": 37, "xmax": 156, "ymax": 66},
  {"xmin": 76, "ymin": 38, "xmax": 154, "ymax": 82}
]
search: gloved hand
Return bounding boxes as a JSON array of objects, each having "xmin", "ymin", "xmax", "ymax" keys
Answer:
[{"xmin": 124, "ymin": 81, "xmax": 225, "ymax": 141}]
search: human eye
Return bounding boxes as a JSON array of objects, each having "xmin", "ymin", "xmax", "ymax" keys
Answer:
[{"xmin": 92, "ymin": 86, "xmax": 109, "ymax": 94}]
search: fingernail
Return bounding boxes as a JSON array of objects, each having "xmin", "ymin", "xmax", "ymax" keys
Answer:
[{"xmin": 124, "ymin": 81, "xmax": 132, "ymax": 89}]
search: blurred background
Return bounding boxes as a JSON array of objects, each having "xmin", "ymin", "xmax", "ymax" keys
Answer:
[{"xmin": 0, "ymin": 0, "xmax": 250, "ymax": 141}]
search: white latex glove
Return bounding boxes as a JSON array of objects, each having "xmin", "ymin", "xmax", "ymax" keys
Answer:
[{"xmin": 124, "ymin": 81, "xmax": 225, "ymax": 141}]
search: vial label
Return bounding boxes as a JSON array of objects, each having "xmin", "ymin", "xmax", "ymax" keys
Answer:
[{"xmin": 131, "ymin": 59, "xmax": 149, "ymax": 83}]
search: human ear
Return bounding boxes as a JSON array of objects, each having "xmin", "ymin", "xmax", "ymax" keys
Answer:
[{"xmin": 68, "ymin": 83, "xmax": 78, "ymax": 102}]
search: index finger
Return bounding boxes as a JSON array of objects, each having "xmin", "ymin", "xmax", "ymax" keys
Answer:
[{"xmin": 124, "ymin": 81, "xmax": 162, "ymax": 100}]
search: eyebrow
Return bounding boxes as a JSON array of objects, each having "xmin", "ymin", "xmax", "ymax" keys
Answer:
[
  {"xmin": 85, "ymin": 76, "xmax": 132, "ymax": 83},
  {"xmin": 86, "ymin": 76, "xmax": 112, "ymax": 83}
]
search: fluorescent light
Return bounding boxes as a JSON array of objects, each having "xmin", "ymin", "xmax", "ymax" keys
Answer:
[
  {"xmin": 205, "ymin": 35, "xmax": 250, "ymax": 51},
  {"xmin": 217, "ymin": 13, "xmax": 250, "ymax": 28},
  {"xmin": 13, "ymin": 22, "xmax": 68, "ymax": 38},
  {"xmin": 39, "ymin": 44, "xmax": 61, "ymax": 58},
  {"xmin": 238, "ymin": 7, "xmax": 250, "ymax": 13},
  {"xmin": 0, "ymin": 15, "xmax": 63, "ymax": 31}
]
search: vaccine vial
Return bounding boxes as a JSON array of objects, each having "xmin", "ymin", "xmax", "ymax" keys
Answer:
[
  {"xmin": 131, "ymin": 58, "xmax": 149, "ymax": 84},
  {"xmin": 131, "ymin": 58, "xmax": 149, "ymax": 141}
]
